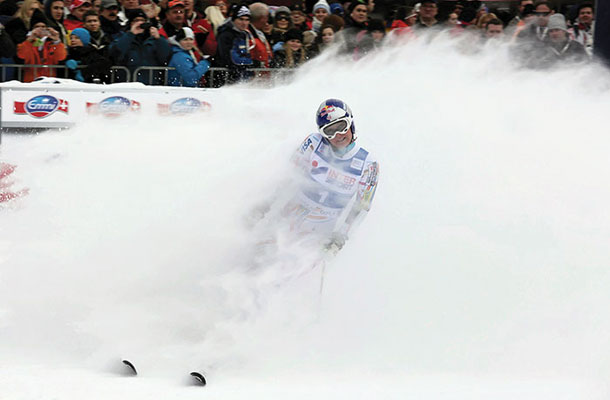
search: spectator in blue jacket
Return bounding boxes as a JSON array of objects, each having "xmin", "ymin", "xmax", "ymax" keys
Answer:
[
  {"xmin": 109, "ymin": 9, "xmax": 171, "ymax": 84},
  {"xmin": 168, "ymin": 26, "xmax": 210, "ymax": 86},
  {"xmin": 215, "ymin": 3, "xmax": 256, "ymax": 84}
]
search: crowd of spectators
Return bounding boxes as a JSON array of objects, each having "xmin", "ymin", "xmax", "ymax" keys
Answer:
[{"xmin": 0, "ymin": 0, "xmax": 597, "ymax": 86}]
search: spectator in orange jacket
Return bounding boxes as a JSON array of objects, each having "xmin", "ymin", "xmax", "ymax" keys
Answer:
[{"xmin": 16, "ymin": 10, "xmax": 67, "ymax": 82}]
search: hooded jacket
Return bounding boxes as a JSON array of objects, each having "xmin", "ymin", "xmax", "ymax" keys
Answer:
[{"xmin": 167, "ymin": 38, "xmax": 210, "ymax": 86}]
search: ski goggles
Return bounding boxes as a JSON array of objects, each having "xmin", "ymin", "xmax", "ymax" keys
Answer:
[{"xmin": 319, "ymin": 117, "xmax": 351, "ymax": 140}]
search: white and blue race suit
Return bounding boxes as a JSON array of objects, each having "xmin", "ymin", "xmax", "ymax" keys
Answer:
[{"xmin": 286, "ymin": 133, "xmax": 379, "ymax": 237}]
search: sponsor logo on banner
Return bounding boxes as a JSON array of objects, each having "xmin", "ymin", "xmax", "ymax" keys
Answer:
[
  {"xmin": 87, "ymin": 96, "xmax": 141, "ymax": 117},
  {"xmin": 157, "ymin": 97, "xmax": 212, "ymax": 115},
  {"xmin": 13, "ymin": 95, "xmax": 69, "ymax": 118}
]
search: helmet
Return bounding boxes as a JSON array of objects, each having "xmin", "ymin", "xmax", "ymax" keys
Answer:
[{"xmin": 315, "ymin": 99, "xmax": 356, "ymax": 142}]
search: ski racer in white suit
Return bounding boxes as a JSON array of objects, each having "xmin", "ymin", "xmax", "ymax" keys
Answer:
[{"xmin": 285, "ymin": 98, "xmax": 379, "ymax": 251}]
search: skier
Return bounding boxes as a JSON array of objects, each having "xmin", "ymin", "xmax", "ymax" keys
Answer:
[{"xmin": 284, "ymin": 98, "xmax": 379, "ymax": 252}]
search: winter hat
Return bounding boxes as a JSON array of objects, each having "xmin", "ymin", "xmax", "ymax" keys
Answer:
[
  {"xmin": 69, "ymin": 0, "xmax": 91, "ymax": 11},
  {"xmin": 347, "ymin": 0, "xmax": 366, "ymax": 14},
  {"xmin": 329, "ymin": 3, "xmax": 343, "ymax": 15},
  {"xmin": 313, "ymin": 0, "xmax": 330, "ymax": 14},
  {"xmin": 30, "ymin": 9, "xmax": 49, "ymax": 27},
  {"xmin": 100, "ymin": 0, "xmax": 118, "ymax": 8},
  {"xmin": 231, "ymin": 3, "xmax": 251, "ymax": 20},
  {"xmin": 174, "ymin": 26, "xmax": 194, "ymax": 41},
  {"xmin": 290, "ymin": 4, "xmax": 305, "ymax": 14},
  {"xmin": 547, "ymin": 13, "xmax": 568, "ymax": 31},
  {"xmin": 284, "ymin": 27, "xmax": 303, "ymax": 42},
  {"xmin": 71, "ymin": 28, "xmax": 91, "ymax": 45},
  {"xmin": 126, "ymin": 8, "xmax": 147, "ymax": 24},
  {"xmin": 274, "ymin": 6, "xmax": 290, "ymax": 16}
]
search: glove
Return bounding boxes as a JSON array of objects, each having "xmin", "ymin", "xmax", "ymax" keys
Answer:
[
  {"xmin": 272, "ymin": 41, "xmax": 284, "ymax": 53},
  {"xmin": 65, "ymin": 59, "xmax": 79, "ymax": 70},
  {"xmin": 323, "ymin": 232, "xmax": 347, "ymax": 255}
]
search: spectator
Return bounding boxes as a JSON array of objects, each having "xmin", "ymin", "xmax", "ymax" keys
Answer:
[
  {"xmin": 44, "ymin": 0, "xmax": 68, "ymax": 45},
  {"xmin": 64, "ymin": 0, "xmax": 92, "ymax": 31},
  {"xmin": 290, "ymin": 4, "xmax": 310, "ymax": 32},
  {"xmin": 213, "ymin": 0, "xmax": 228, "ymax": 19},
  {"xmin": 92, "ymin": 0, "xmax": 101, "ymax": 13},
  {"xmin": 308, "ymin": 22, "xmax": 336, "ymax": 57},
  {"xmin": 355, "ymin": 17, "xmax": 384, "ymax": 58},
  {"xmin": 0, "ymin": 22, "xmax": 17, "ymax": 59},
  {"xmin": 117, "ymin": 0, "xmax": 139, "ymax": 27},
  {"xmin": 517, "ymin": 1, "xmax": 554, "ymax": 42},
  {"xmin": 322, "ymin": 14, "xmax": 344, "ymax": 32},
  {"xmin": 329, "ymin": 3, "xmax": 343, "ymax": 17},
  {"xmin": 390, "ymin": 6, "xmax": 415, "ymax": 32},
  {"xmin": 183, "ymin": 0, "xmax": 216, "ymax": 57},
  {"xmin": 139, "ymin": 0, "xmax": 161, "ymax": 28},
  {"xmin": 109, "ymin": 9, "xmax": 171, "ymax": 83},
  {"xmin": 342, "ymin": 0, "xmax": 368, "ymax": 54},
  {"xmin": 5, "ymin": 0, "xmax": 41, "ymax": 45},
  {"xmin": 271, "ymin": 28, "xmax": 308, "ymax": 68},
  {"xmin": 508, "ymin": 0, "xmax": 533, "ymax": 28},
  {"xmin": 159, "ymin": 0, "xmax": 184, "ymax": 38},
  {"xmin": 16, "ymin": 10, "xmax": 67, "ymax": 82},
  {"xmin": 269, "ymin": 6, "xmax": 291, "ymax": 47},
  {"xmin": 99, "ymin": 0, "xmax": 122, "ymax": 39},
  {"xmin": 569, "ymin": 2, "xmax": 593, "ymax": 56},
  {"xmin": 445, "ymin": 12, "xmax": 458, "ymax": 27},
  {"xmin": 484, "ymin": 18, "xmax": 504, "ymax": 40},
  {"xmin": 476, "ymin": 12, "xmax": 498, "ymax": 30},
  {"xmin": 204, "ymin": 5, "xmax": 224, "ymax": 35},
  {"xmin": 83, "ymin": 10, "xmax": 112, "ymax": 55},
  {"xmin": 215, "ymin": 3, "xmax": 255, "ymax": 83},
  {"xmin": 65, "ymin": 27, "xmax": 112, "ymax": 82},
  {"xmin": 416, "ymin": 0, "xmax": 438, "ymax": 29},
  {"xmin": 0, "ymin": 0, "xmax": 19, "ymax": 26},
  {"xmin": 538, "ymin": 13, "xmax": 588, "ymax": 67},
  {"xmin": 248, "ymin": 2, "xmax": 271, "ymax": 67},
  {"xmin": 510, "ymin": 3, "xmax": 536, "ymax": 41},
  {"xmin": 311, "ymin": 0, "xmax": 329, "ymax": 34},
  {"xmin": 167, "ymin": 26, "xmax": 210, "ymax": 86}
]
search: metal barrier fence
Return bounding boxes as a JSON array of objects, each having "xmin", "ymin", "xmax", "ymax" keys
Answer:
[
  {"xmin": 0, "ymin": 64, "xmax": 131, "ymax": 84},
  {"xmin": 0, "ymin": 63, "xmax": 293, "ymax": 87},
  {"xmin": 133, "ymin": 66, "xmax": 295, "ymax": 88}
]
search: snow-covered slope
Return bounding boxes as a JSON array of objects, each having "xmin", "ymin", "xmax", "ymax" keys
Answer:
[{"xmin": 1, "ymin": 36, "xmax": 610, "ymax": 399}]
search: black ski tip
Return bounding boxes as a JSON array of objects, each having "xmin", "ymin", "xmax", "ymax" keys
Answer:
[
  {"xmin": 122, "ymin": 359, "xmax": 138, "ymax": 376},
  {"xmin": 189, "ymin": 371, "xmax": 207, "ymax": 386}
]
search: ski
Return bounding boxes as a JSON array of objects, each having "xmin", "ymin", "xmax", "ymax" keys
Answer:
[
  {"xmin": 189, "ymin": 371, "xmax": 207, "ymax": 386},
  {"xmin": 121, "ymin": 359, "xmax": 138, "ymax": 376}
]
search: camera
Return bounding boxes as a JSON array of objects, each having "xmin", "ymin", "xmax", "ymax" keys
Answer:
[{"xmin": 139, "ymin": 22, "xmax": 152, "ymax": 31}]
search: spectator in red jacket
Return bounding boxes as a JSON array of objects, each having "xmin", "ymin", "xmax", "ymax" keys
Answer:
[
  {"xmin": 248, "ymin": 2, "xmax": 271, "ymax": 67},
  {"xmin": 64, "ymin": 0, "xmax": 93, "ymax": 31},
  {"xmin": 183, "ymin": 0, "xmax": 216, "ymax": 57},
  {"xmin": 16, "ymin": 9, "xmax": 67, "ymax": 82}
]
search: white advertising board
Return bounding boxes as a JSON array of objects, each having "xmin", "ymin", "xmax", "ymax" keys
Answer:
[{"xmin": 0, "ymin": 78, "xmax": 220, "ymax": 129}]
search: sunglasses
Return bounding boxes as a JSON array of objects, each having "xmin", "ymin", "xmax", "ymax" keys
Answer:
[
  {"xmin": 276, "ymin": 15, "xmax": 289, "ymax": 21},
  {"xmin": 320, "ymin": 118, "xmax": 350, "ymax": 140},
  {"xmin": 534, "ymin": 11, "xmax": 550, "ymax": 16}
]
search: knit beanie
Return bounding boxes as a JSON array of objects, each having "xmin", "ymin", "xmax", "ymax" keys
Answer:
[
  {"xmin": 347, "ymin": 0, "xmax": 366, "ymax": 14},
  {"xmin": 71, "ymin": 27, "xmax": 91, "ymax": 45},
  {"xmin": 274, "ymin": 6, "xmax": 290, "ymax": 16},
  {"xmin": 329, "ymin": 3, "xmax": 343, "ymax": 15},
  {"xmin": 547, "ymin": 13, "xmax": 568, "ymax": 31},
  {"xmin": 284, "ymin": 27, "xmax": 303, "ymax": 42},
  {"xmin": 174, "ymin": 26, "xmax": 194, "ymax": 41},
  {"xmin": 313, "ymin": 0, "xmax": 330, "ymax": 14},
  {"xmin": 30, "ymin": 9, "xmax": 49, "ymax": 27},
  {"xmin": 231, "ymin": 3, "xmax": 251, "ymax": 20}
]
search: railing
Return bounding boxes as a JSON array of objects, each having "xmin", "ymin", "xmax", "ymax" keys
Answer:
[
  {"xmin": 0, "ymin": 63, "xmax": 293, "ymax": 87},
  {"xmin": 0, "ymin": 64, "xmax": 131, "ymax": 84}
]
